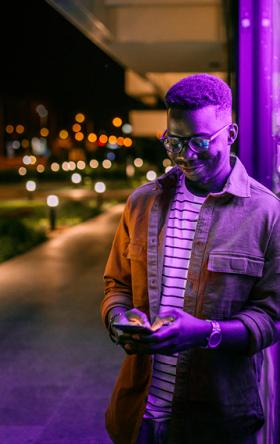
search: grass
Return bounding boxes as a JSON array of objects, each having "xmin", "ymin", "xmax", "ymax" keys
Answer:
[{"xmin": 0, "ymin": 198, "xmax": 104, "ymax": 263}]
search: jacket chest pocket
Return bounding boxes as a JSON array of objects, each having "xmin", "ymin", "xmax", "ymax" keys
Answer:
[
  {"xmin": 204, "ymin": 252, "xmax": 264, "ymax": 318},
  {"xmin": 207, "ymin": 253, "xmax": 264, "ymax": 277},
  {"xmin": 126, "ymin": 242, "xmax": 148, "ymax": 307}
]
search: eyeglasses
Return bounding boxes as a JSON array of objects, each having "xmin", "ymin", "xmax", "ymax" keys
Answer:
[{"xmin": 160, "ymin": 123, "xmax": 231, "ymax": 155}]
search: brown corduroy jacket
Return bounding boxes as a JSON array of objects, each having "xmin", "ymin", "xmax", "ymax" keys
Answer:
[{"xmin": 101, "ymin": 156, "xmax": 280, "ymax": 444}]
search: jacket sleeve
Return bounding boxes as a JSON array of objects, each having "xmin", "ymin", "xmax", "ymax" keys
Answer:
[
  {"xmin": 232, "ymin": 211, "xmax": 280, "ymax": 355},
  {"xmin": 101, "ymin": 197, "xmax": 133, "ymax": 328}
]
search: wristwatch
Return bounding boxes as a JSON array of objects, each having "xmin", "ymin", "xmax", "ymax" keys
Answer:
[{"xmin": 202, "ymin": 320, "xmax": 222, "ymax": 349}]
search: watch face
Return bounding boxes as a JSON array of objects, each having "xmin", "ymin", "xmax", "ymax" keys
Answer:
[{"xmin": 209, "ymin": 331, "xmax": 222, "ymax": 348}]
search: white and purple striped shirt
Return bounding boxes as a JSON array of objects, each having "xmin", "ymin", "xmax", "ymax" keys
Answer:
[{"xmin": 144, "ymin": 174, "xmax": 206, "ymax": 421}]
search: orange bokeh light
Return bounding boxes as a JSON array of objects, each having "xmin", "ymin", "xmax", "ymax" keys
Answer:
[
  {"xmin": 99, "ymin": 134, "xmax": 108, "ymax": 144},
  {"xmin": 16, "ymin": 124, "xmax": 25, "ymax": 134},
  {"xmin": 88, "ymin": 133, "xmax": 97, "ymax": 143},
  {"xmin": 75, "ymin": 132, "xmax": 84, "ymax": 141},
  {"xmin": 123, "ymin": 137, "xmax": 133, "ymax": 147},
  {"xmin": 72, "ymin": 123, "xmax": 81, "ymax": 133},
  {"xmin": 112, "ymin": 117, "xmax": 122, "ymax": 127}
]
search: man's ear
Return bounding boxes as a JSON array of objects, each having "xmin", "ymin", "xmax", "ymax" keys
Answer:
[{"xmin": 228, "ymin": 123, "xmax": 238, "ymax": 145}]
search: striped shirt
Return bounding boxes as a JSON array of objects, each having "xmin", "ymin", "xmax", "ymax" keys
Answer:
[{"xmin": 144, "ymin": 174, "xmax": 206, "ymax": 421}]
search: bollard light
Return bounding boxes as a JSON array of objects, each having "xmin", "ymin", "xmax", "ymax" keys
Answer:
[
  {"xmin": 94, "ymin": 181, "xmax": 106, "ymax": 209},
  {"xmin": 71, "ymin": 173, "xmax": 82, "ymax": 184},
  {"xmin": 146, "ymin": 170, "xmax": 157, "ymax": 181},
  {"xmin": 47, "ymin": 194, "xmax": 59, "ymax": 231},
  {"xmin": 25, "ymin": 180, "xmax": 37, "ymax": 199}
]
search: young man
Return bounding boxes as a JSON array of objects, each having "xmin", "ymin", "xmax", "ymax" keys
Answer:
[{"xmin": 101, "ymin": 74, "xmax": 280, "ymax": 444}]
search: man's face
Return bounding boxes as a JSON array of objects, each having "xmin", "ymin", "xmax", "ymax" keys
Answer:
[{"xmin": 167, "ymin": 106, "xmax": 233, "ymax": 187}]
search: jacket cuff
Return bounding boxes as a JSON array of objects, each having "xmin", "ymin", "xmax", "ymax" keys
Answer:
[
  {"xmin": 232, "ymin": 310, "xmax": 277, "ymax": 356},
  {"xmin": 101, "ymin": 293, "xmax": 133, "ymax": 328}
]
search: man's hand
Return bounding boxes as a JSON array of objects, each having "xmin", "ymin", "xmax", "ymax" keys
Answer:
[
  {"xmin": 118, "ymin": 308, "xmax": 211, "ymax": 355},
  {"xmin": 110, "ymin": 308, "xmax": 151, "ymax": 353}
]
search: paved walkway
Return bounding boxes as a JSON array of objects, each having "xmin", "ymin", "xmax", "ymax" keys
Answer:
[{"xmin": 0, "ymin": 205, "xmax": 126, "ymax": 444}]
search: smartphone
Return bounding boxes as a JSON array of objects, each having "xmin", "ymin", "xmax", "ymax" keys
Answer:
[{"xmin": 112, "ymin": 321, "xmax": 153, "ymax": 335}]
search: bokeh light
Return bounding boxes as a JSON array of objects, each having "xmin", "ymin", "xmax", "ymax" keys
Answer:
[
  {"xmin": 99, "ymin": 134, "xmax": 108, "ymax": 144},
  {"xmin": 22, "ymin": 139, "xmax": 29, "ymax": 149},
  {"xmin": 47, "ymin": 195, "xmax": 59, "ymax": 207},
  {"xmin": 71, "ymin": 173, "xmax": 82, "ymax": 184},
  {"xmin": 88, "ymin": 133, "xmax": 97, "ymax": 143},
  {"xmin": 146, "ymin": 170, "xmax": 157, "ymax": 181},
  {"xmin": 134, "ymin": 157, "xmax": 143, "ymax": 167},
  {"xmin": 112, "ymin": 117, "xmax": 122, "ymax": 127},
  {"xmin": 59, "ymin": 130, "xmax": 69, "ymax": 139},
  {"xmin": 75, "ymin": 113, "xmax": 85, "ymax": 123},
  {"xmin": 40, "ymin": 127, "xmax": 49, "ymax": 137},
  {"xmin": 77, "ymin": 160, "xmax": 86, "ymax": 170},
  {"xmin": 123, "ymin": 137, "xmax": 133, "ymax": 147},
  {"xmin": 163, "ymin": 158, "xmax": 172, "ymax": 167},
  {"xmin": 75, "ymin": 132, "xmax": 84, "ymax": 141},
  {"xmin": 122, "ymin": 123, "xmax": 132, "ymax": 134},
  {"xmin": 72, "ymin": 123, "xmax": 81, "ymax": 133},
  {"xmin": 62, "ymin": 161, "xmax": 69, "ymax": 171},
  {"xmin": 6, "ymin": 124, "xmax": 14, "ymax": 134},
  {"xmin": 68, "ymin": 161, "xmax": 76, "ymax": 171},
  {"xmin": 36, "ymin": 104, "xmax": 48, "ymax": 118},
  {"xmin": 37, "ymin": 164, "xmax": 45, "ymax": 173},
  {"xmin": 23, "ymin": 155, "xmax": 31, "ymax": 165},
  {"xmin": 109, "ymin": 135, "xmax": 117, "ymax": 145},
  {"xmin": 30, "ymin": 155, "xmax": 37, "ymax": 165},
  {"xmin": 12, "ymin": 141, "xmax": 20, "ymax": 149},
  {"xmin": 18, "ymin": 167, "xmax": 27, "ymax": 176},
  {"xmin": 26, "ymin": 180, "xmax": 37, "ymax": 192},
  {"xmin": 16, "ymin": 124, "xmax": 25, "ymax": 134},
  {"xmin": 89, "ymin": 159, "xmax": 99, "ymax": 168},
  {"xmin": 126, "ymin": 165, "xmax": 135, "ymax": 177},
  {"xmin": 102, "ymin": 159, "xmax": 112, "ymax": 169},
  {"xmin": 117, "ymin": 136, "xmax": 124, "ymax": 146},
  {"xmin": 94, "ymin": 182, "xmax": 106, "ymax": 193},
  {"xmin": 51, "ymin": 162, "xmax": 60, "ymax": 172}
]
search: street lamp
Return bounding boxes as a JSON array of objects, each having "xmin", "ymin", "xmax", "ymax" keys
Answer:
[
  {"xmin": 94, "ymin": 181, "xmax": 106, "ymax": 209},
  {"xmin": 47, "ymin": 195, "xmax": 59, "ymax": 231},
  {"xmin": 25, "ymin": 180, "xmax": 37, "ymax": 200}
]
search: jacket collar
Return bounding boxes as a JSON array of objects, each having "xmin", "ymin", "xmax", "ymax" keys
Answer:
[{"xmin": 155, "ymin": 155, "xmax": 251, "ymax": 198}]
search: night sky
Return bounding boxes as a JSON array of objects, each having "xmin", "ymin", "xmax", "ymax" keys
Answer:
[{"xmin": 1, "ymin": 0, "xmax": 147, "ymax": 129}]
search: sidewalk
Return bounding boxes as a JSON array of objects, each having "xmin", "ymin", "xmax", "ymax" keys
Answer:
[{"xmin": 0, "ymin": 204, "xmax": 126, "ymax": 444}]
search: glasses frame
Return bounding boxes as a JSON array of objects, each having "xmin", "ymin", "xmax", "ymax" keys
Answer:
[{"xmin": 160, "ymin": 123, "xmax": 232, "ymax": 155}]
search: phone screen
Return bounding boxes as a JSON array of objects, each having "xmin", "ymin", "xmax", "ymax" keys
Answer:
[{"xmin": 112, "ymin": 322, "xmax": 153, "ymax": 335}]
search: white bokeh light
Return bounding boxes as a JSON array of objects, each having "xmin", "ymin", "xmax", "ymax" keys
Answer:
[
  {"xmin": 146, "ymin": 170, "xmax": 157, "ymax": 181},
  {"xmin": 71, "ymin": 173, "xmax": 82, "ymax": 184},
  {"xmin": 47, "ymin": 195, "xmax": 59, "ymax": 207},
  {"xmin": 122, "ymin": 123, "xmax": 132, "ymax": 134},
  {"xmin": 94, "ymin": 182, "xmax": 106, "ymax": 193},
  {"xmin": 23, "ymin": 155, "xmax": 31, "ymax": 165},
  {"xmin": 26, "ymin": 180, "xmax": 37, "ymax": 192}
]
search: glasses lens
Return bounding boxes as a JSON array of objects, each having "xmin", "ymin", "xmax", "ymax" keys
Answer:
[
  {"xmin": 189, "ymin": 137, "xmax": 209, "ymax": 152},
  {"xmin": 163, "ymin": 137, "xmax": 183, "ymax": 154}
]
